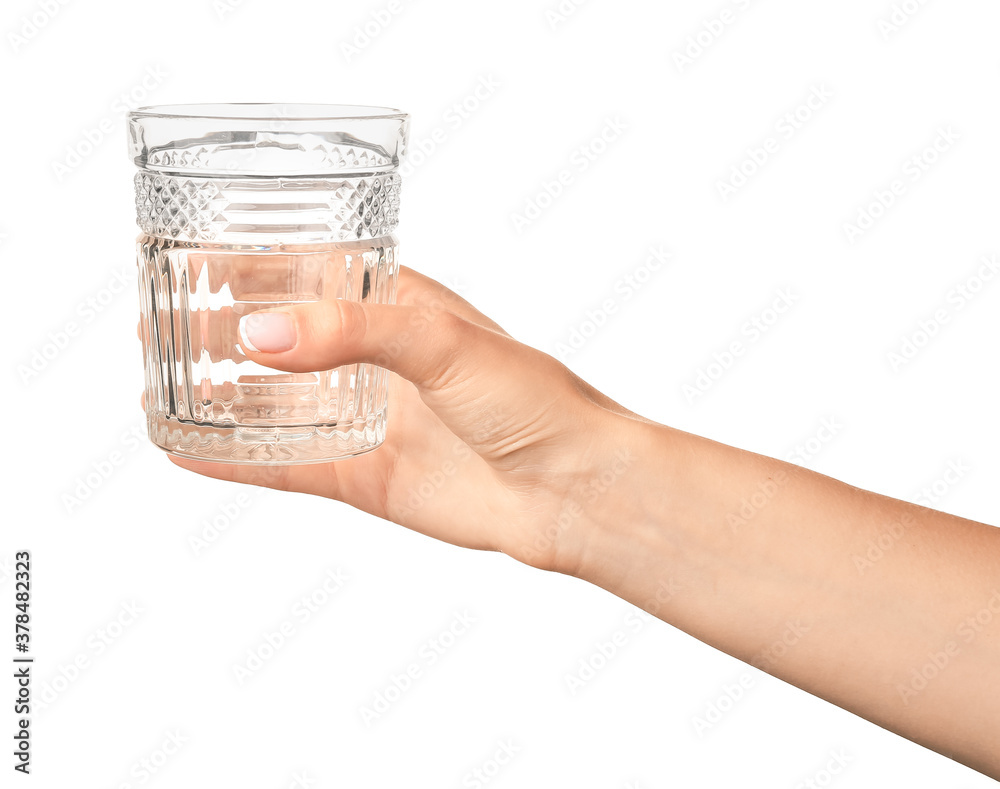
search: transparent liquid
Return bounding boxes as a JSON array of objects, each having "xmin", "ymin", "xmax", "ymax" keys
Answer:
[{"xmin": 137, "ymin": 235, "xmax": 398, "ymax": 463}]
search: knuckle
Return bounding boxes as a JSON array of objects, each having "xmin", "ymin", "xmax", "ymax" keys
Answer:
[
  {"xmin": 332, "ymin": 298, "xmax": 369, "ymax": 351},
  {"xmin": 418, "ymin": 309, "xmax": 473, "ymax": 390},
  {"xmin": 433, "ymin": 307, "xmax": 469, "ymax": 338}
]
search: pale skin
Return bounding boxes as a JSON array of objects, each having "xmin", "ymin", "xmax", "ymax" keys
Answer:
[{"xmin": 158, "ymin": 267, "xmax": 1000, "ymax": 780}]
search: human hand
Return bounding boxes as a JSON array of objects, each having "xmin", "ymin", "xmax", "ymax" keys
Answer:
[
  {"xmin": 146, "ymin": 266, "xmax": 1000, "ymax": 780},
  {"xmin": 163, "ymin": 266, "xmax": 650, "ymax": 575}
]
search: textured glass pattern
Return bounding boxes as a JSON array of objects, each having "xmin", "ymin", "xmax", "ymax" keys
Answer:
[
  {"xmin": 144, "ymin": 140, "xmax": 395, "ymax": 173},
  {"xmin": 129, "ymin": 103, "xmax": 408, "ymax": 463},
  {"xmin": 134, "ymin": 172, "xmax": 401, "ymax": 244},
  {"xmin": 137, "ymin": 237, "xmax": 398, "ymax": 463}
]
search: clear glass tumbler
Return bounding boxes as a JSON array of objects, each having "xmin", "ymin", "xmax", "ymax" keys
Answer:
[{"xmin": 127, "ymin": 103, "xmax": 409, "ymax": 464}]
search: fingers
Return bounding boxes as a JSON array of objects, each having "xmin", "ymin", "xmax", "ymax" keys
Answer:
[
  {"xmin": 235, "ymin": 292, "xmax": 578, "ymax": 457},
  {"xmin": 134, "ymin": 268, "xmax": 501, "ymax": 365},
  {"xmin": 166, "ymin": 454, "xmax": 292, "ymax": 486},
  {"xmin": 137, "ymin": 264, "xmax": 578, "ymax": 459},
  {"xmin": 230, "ymin": 269, "xmax": 517, "ymax": 393},
  {"xmin": 237, "ymin": 298, "xmax": 498, "ymax": 392}
]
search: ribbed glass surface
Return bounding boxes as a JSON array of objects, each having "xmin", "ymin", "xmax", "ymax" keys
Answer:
[
  {"xmin": 137, "ymin": 237, "xmax": 398, "ymax": 463},
  {"xmin": 129, "ymin": 103, "xmax": 408, "ymax": 463}
]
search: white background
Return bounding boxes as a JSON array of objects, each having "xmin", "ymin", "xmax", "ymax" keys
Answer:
[{"xmin": 3, "ymin": 0, "xmax": 1000, "ymax": 786}]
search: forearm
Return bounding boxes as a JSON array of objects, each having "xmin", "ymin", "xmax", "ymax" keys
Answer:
[{"xmin": 575, "ymin": 417, "xmax": 1000, "ymax": 779}]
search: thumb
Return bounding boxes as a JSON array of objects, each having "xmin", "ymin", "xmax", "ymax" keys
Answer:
[
  {"xmin": 238, "ymin": 298, "xmax": 483, "ymax": 390},
  {"xmin": 237, "ymin": 297, "xmax": 571, "ymax": 448}
]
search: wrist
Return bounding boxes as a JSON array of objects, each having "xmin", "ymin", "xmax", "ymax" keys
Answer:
[{"xmin": 547, "ymin": 411, "xmax": 684, "ymax": 588}]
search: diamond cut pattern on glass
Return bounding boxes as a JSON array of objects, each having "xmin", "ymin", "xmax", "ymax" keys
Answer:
[{"xmin": 134, "ymin": 172, "xmax": 401, "ymax": 242}]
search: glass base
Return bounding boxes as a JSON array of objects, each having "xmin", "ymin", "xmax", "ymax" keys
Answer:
[{"xmin": 148, "ymin": 407, "xmax": 387, "ymax": 464}]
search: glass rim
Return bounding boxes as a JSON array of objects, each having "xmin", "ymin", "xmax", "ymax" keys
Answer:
[{"xmin": 128, "ymin": 102, "xmax": 409, "ymax": 122}]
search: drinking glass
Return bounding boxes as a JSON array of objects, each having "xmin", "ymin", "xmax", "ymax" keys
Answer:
[{"xmin": 128, "ymin": 103, "xmax": 409, "ymax": 463}]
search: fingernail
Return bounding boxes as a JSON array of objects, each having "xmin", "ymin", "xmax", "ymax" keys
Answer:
[{"xmin": 239, "ymin": 312, "xmax": 296, "ymax": 353}]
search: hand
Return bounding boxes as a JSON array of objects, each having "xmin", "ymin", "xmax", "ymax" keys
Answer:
[
  {"xmin": 164, "ymin": 266, "xmax": 650, "ymax": 574},
  {"xmin": 152, "ymin": 266, "xmax": 1000, "ymax": 779}
]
